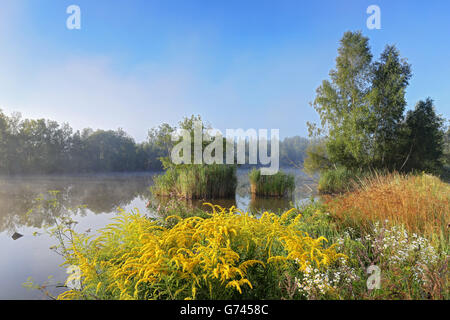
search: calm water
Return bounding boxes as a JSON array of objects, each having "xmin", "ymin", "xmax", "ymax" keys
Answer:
[{"xmin": 0, "ymin": 169, "xmax": 316, "ymax": 299}]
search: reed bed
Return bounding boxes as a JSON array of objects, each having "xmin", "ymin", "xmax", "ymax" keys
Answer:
[
  {"xmin": 152, "ymin": 164, "xmax": 237, "ymax": 199},
  {"xmin": 249, "ymin": 168, "xmax": 295, "ymax": 198}
]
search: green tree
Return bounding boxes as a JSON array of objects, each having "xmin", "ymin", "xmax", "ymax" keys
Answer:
[
  {"xmin": 444, "ymin": 125, "xmax": 450, "ymax": 166},
  {"xmin": 306, "ymin": 31, "xmax": 438, "ymax": 174},
  {"xmin": 309, "ymin": 31, "xmax": 373, "ymax": 169},
  {"xmin": 368, "ymin": 45, "xmax": 412, "ymax": 169},
  {"xmin": 401, "ymin": 98, "xmax": 445, "ymax": 174},
  {"xmin": 279, "ymin": 136, "xmax": 309, "ymax": 168}
]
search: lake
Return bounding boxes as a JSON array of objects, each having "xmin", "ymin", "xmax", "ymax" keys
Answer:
[{"xmin": 0, "ymin": 168, "xmax": 317, "ymax": 299}]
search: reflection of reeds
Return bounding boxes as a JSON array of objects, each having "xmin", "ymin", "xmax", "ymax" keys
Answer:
[
  {"xmin": 326, "ymin": 173, "xmax": 450, "ymax": 240},
  {"xmin": 249, "ymin": 169, "xmax": 295, "ymax": 198},
  {"xmin": 152, "ymin": 164, "xmax": 237, "ymax": 199},
  {"xmin": 249, "ymin": 196, "xmax": 292, "ymax": 214}
]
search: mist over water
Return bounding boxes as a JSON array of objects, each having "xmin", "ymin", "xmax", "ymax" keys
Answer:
[{"xmin": 0, "ymin": 168, "xmax": 316, "ymax": 299}]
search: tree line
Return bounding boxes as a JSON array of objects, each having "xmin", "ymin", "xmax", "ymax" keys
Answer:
[
  {"xmin": 0, "ymin": 111, "xmax": 308, "ymax": 175},
  {"xmin": 0, "ymin": 111, "xmax": 165, "ymax": 174}
]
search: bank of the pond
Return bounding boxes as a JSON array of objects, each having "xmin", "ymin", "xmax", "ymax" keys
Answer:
[{"xmin": 49, "ymin": 172, "xmax": 449, "ymax": 300}]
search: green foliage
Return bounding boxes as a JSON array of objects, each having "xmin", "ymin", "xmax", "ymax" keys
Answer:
[
  {"xmin": 401, "ymin": 98, "xmax": 446, "ymax": 174},
  {"xmin": 55, "ymin": 206, "xmax": 344, "ymax": 300},
  {"xmin": 444, "ymin": 125, "xmax": 450, "ymax": 165},
  {"xmin": 306, "ymin": 31, "xmax": 446, "ymax": 175},
  {"xmin": 0, "ymin": 110, "xmax": 170, "ymax": 174},
  {"xmin": 249, "ymin": 168, "xmax": 295, "ymax": 197},
  {"xmin": 31, "ymin": 173, "xmax": 447, "ymax": 300},
  {"xmin": 367, "ymin": 45, "xmax": 412, "ymax": 169},
  {"xmin": 150, "ymin": 115, "xmax": 237, "ymax": 199},
  {"xmin": 309, "ymin": 31, "xmax": 374, "ymax": 169},
  {"xmin": 317, "ymin": 167, "xmax": 364, "ymax": 194},
  {"xmin": 152, "ymin": 164, "xmax": 237, "ymax": 199},
  {"xmin": 303, "ymin": 138, "xmax": 331, "ymax": 175}
]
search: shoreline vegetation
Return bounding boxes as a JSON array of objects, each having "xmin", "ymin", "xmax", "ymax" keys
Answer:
[
  {"xmin": 36, "ymin": 171, "xmax": 448, "ymax": 300},
  {"xmin": 249, "ymin": 168, "xmax": 295, "ymax": 198},
  {"xmin": 152, "ymin": 164, "xmax": 237, "ymax": 199},
  {"xmin": 24, "ymin": 30, "xmax": 449, "ymax": 300}
]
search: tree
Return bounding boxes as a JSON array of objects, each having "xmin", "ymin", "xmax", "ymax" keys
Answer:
[
  {"xmin": 0, "ymin": 110, "xmax": 10, "ymax": 174},
  {"xmin": 309, "ymin": 31, "xmax": 374, "ymax": 170},
  {"xmin": 279, "ymin": 136, "xmax": 309, "ymax": 168},
  {"xmin": 444, "ymin": 125, "xmax": 450, "ymax": 167},
  {"xmin": 303, "ymin": 138, "xmax": 330, "ymax": 175},
  {"xmin": 368, "ymin": 45, "xmax": 412, "ymax": 169},
  {"xmin": 401, "ymin": 98, "xmax": 445, "ymax": 174},
  {"xmin": 305, "ymin": 31, "xmax": 441, "ymax": 174}
]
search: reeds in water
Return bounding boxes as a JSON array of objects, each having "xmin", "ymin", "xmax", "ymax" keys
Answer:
[
  {"xmin": 152, "ymin": 164, "xmax": 237, "ymax": 199},
  {"xmin": 249, "ymin": 168, "xmax": 295, "ymax": 198}
]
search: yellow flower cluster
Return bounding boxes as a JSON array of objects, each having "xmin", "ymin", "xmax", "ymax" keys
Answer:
[{"xmin": 58, "ymin": 204, "xmax": 344, "ymax": 300}]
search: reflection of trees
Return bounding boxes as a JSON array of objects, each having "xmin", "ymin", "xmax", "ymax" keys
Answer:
[
  {"xmin": 0, "ymin": 174, "xmax": 154, "ymax": 233},
  {"xmin": 0, "ymin": 170, "xmax": 318, "ymax": 233}
]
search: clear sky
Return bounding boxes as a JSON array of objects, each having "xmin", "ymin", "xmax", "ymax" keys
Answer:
[{"xmin": 0, "ymin": 0, "xmax": 449, "ymax": 141}]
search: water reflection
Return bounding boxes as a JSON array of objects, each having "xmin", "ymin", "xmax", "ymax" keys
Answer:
[
  {"xmin": 148, "ymin": 168, "xmax": 317, "ymax": 215},
  {"xmin": 0, "ymin": 169, "xmax": 317, "ymax": 299},
  {"xmin": 0, "ymin": 169, "xmax": 317, "ymax": 233},
  {"xmin": 0, "ymin": 173, "xmax": 155, "ymax": 234}
]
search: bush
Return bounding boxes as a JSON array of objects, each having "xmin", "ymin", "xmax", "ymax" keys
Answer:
[{"xmin": 249, "ymin": 169, "xmax": 295, "ymax": 198}]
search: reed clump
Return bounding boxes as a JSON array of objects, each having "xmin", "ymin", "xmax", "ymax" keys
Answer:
[
  {"xmin": 152, "ymin": 164, "xmax": 237, "ymax": 199},
  {"xmin": 318, "ymin": 167, "xmax": 368, "ymax": 194},
  {"xmin": 249, "ymin": 168, "xmax": 295, "ymax": 198}
]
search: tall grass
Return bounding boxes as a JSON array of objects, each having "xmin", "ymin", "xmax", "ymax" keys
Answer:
[
  {"xmin": 249, "ymin": 168, "xmax": 295, "ymax": 198},
  {"xmin": 318, "ymin": 167, "xmax": 368, "ymax": 194},
  {"xmin": 152, "ymin": 164, "xmax": 237, "ymax": 199},
  {"xmin": 326, "ymin": 172, "xmax": 450, "ymax": 242}
]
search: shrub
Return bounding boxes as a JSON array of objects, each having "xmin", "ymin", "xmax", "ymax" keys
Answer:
[
  {"xmin": 249, "ymin": 169, "xmax": 295, "ymax": 198},
  {"xmin": 57, "ymin": 205, "xmax": 344, "ymax": 300},
  {"xmin": 152, "ymin": 164, "xmax": 237, "ymax": 199}
]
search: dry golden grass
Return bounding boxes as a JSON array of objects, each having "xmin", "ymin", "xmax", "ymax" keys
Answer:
[{"xmin": 325, "ymin": 173, "xmax": 450, "ymax": 239}]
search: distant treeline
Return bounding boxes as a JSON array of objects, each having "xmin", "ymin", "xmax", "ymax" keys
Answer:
[{"xmin": 0, "ymin": 111, "xmax": 308, "ymax": 175}]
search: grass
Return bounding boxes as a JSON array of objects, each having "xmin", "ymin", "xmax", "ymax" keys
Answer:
[
  {"xmin": 325, "ymin": 172, "xmax": 450, "ymax": 244},
  {"xmin": 152, "ymin": 164, "xmax": 237, "ymax": 199},
  {"xmin": 33, "ymin": 172, "xmax": 449, "ymax": 300},
  {"xmin": 317, "ymin": 167, "xmax": 367, "ymax": 194},
  {"xmin": 249, "ymin": 168, "xmax": 295, "ymax": 198}
]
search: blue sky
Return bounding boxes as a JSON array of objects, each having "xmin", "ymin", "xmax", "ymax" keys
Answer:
[{"xmin": 0, "ymin": 0, "xmax": 449, "ymax": 141}]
